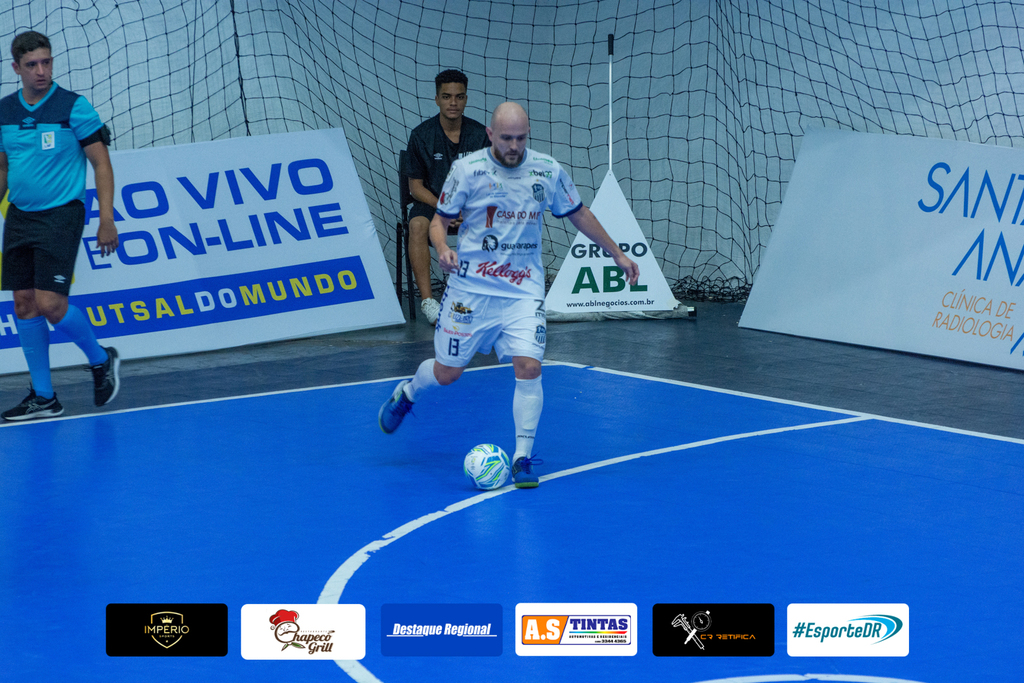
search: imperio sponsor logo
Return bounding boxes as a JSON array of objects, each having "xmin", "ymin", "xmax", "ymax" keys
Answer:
[
  {"xmin": 516, "ymin": 603, "xmax": 637, "ymax": 656},
  {"xmin": 106, "ymin": 603, "xmax": 228, "ymax": 657},
  {"xmin": 146, "ymin": 612, "xmax": 189, "ymax": 649}
]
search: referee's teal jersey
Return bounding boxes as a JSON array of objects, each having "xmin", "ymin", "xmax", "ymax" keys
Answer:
[{"xmin": 0, "ymin": 83, "xmax": 104, "ymax": 212}]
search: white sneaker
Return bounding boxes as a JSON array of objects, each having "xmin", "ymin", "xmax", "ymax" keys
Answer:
[{"xmin": 421, "ymin": 298, "xmax": 441, "ymax": 324}]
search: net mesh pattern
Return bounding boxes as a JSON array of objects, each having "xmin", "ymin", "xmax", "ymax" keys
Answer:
[{"xmin": 5, "ymin": 0, "xmax": 1024, "ymax": 302}]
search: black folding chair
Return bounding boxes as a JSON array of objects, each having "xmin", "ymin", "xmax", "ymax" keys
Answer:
[{"xmin": 396, "ymin": 150, "xmax": 416, "ymax": 320}]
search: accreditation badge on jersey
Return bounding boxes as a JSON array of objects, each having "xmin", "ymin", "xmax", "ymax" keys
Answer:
[{"xmin": 41, "ymin": 131, "xmax": 55, "ymax": 150}]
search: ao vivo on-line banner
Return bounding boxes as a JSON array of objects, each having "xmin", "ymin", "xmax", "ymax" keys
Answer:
[
  {"xmin": 741, "ymin": 127, "xmax": 1024, "ymax": 370},
  {"xmin": 0, "ymin": 129, "xmax": 404, "ymax": 369}
]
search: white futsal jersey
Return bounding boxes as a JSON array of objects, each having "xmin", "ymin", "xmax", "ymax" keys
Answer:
[{"xmin": 435, "ymin": 146, "xmax": 582, "ymax": 299}]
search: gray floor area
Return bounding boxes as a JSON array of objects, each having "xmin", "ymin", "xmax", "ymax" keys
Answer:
[{"xmin": 2, "ymin": 301, "xmax": 1022, "ymax": 439}]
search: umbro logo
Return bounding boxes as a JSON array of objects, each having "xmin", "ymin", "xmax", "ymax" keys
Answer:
[
  {"xmin": 53, "ymin": 275, "xmax": 66, "ymax": 283},
  {"xmin": 433, "ymin": 153, "xmax": 443, "ymax": 160},
  {"xmin": 20, "ymin": 116, "xmax": 36, "ymax": 130}
]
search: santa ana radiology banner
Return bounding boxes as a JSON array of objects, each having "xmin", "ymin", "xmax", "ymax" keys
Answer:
[
  {"xmin": 740, "ymin": 127, "xmax": 1024, "ymax": 370},
  {"xmin": 0, "ymin": 128, "xmax": 404, "ymax": 369}
]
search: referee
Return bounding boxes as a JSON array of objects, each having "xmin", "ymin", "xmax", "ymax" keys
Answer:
[{"xmin": 0, "ymin": 31, "xmax": 120, "ymax": 420}]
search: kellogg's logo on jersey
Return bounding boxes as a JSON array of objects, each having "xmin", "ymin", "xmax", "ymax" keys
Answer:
[{"xmin": 476, "ymin": 261, "xmax": 532, "ymax": 286}]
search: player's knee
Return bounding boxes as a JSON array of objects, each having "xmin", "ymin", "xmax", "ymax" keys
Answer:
[
  {"xmin": 34, "ymin": 292, "xmax": 69, "ymax": 324},
  {"xmin": 12, "ymin": 291, "xmax": 40, "ymax": 320},
  {"xmin": 513, "ymin": 357, "xmax": 542, "ymax": 380},
  {"xmin": 433, "ymin": 363, "xmax": 463, "ymax": 386},
  {"xmin": 409, "ymin": 216, "xmax": 430, "ymax": 241}
]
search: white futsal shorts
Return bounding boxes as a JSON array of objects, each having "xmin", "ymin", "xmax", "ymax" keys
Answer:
[{"xmin": 434, "ymin": 288, "xmax": 547, "ymax": 367}]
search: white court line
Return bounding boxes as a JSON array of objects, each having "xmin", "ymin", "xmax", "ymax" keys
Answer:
[
  {"xmin": 2, "ymin": 360, "xmax": 1019, "ymax": 446},
  {"xmin": 320, "ymin": 415, "xmax": 871, "ymax": 683},
  {"xmin": 0, "ymin": 363, "xmax": 504, "ymax": 429},
  {"xmin": 573, "ymin": 363, "xmax": 1024, "ymax": 445},
  {"xmin": 689, "ymin": 676, "xmax": 927, "ymax": 683}
]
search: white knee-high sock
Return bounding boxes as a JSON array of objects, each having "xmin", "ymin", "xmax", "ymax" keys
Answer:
[
  {"xmin": 513, "ymin": 376, "xmax": 543, "ymax": 460},
  {"xmin": 406, "ymin": 359, "xmax": 440, "ymax": 402}
]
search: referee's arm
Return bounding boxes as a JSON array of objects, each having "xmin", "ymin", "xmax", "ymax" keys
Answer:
[
  {"xmin": 0, "ymin": 151, "xmax": 8, "ymax": 203},
  {"xmin": 83, "ymin": 141, "xmax": 118, "ymax": 256}
]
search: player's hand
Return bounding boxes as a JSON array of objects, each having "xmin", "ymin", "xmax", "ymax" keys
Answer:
[
  {"xmin": 96, "ymin": 218, "xmax": 119, "ymax": 257},
  {"xmin": 614, "ymin": 252, "xmax": 639, "ymax": 286},
  {"xmin": 450, "ymin": 216, "xmax": 464, "ymax": 231},
  {"xmin": 438, "ymin": 247, "xmax": 460, "ymax": 274}
]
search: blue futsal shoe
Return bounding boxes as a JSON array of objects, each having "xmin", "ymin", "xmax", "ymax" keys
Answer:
[
  {"xmin": 511, "ymin": 455, "xmax": 544, "ymax": 488},
  {"xmin": 378, "ymin": 380, "xmax": 414, "ymax": 434}
]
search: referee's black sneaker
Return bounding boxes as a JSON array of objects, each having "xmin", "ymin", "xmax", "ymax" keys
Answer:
[
  {"xmin": 90, "ymin": 346, "xmax": 121, "ymax": 406},
  {"xmin": 1, "ymin": 389, "xmax": 64, "ymax": 421}
]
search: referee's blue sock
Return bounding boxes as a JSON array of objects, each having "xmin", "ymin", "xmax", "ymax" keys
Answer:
[
  {"xmin": 53, "ymin": 305, "xmax": 108, "ymax": 366},
  {"xmin": 16, "ymin": 315, "xmax": 54, "ymax": 399}
]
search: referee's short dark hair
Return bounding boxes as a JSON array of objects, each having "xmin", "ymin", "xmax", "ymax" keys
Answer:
[
  {"xmin": 11, "ymin": 31, "xmax": 50, "ymax": 64},
  {"xmin": 435, "ymin": 69, "xmax": 469, "ymax": 94}
]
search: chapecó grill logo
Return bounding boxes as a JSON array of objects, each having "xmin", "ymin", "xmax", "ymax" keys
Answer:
[{"xmin": 240, "ymin": 604, "xmax": 365, "ymax": 660}]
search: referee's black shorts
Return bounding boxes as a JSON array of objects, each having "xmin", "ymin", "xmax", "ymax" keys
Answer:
[{"xmin": 1, "ymin": 200, "xmax": 86, "ymax": 296}]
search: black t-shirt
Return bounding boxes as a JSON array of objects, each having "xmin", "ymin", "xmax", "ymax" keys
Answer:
[{"xmin": 405, "ymin": 114, "xmax": 489, "ymax": 200}]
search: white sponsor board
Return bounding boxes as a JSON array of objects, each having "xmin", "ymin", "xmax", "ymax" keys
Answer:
[
  {"xmin": 241, "ymin": 604, "xmax": 365, "ymax": 660},
  {"xmin": 0, "ymin": 128, "xmax": 403, "ymax": 370},
  {"xmin": 740, "ymin": 128, "xmax": 1024, "ymax": 370},
  {"xmin": 546, "ymin": 171, "xmax": 677, "ymax": 313},
  {"xmin": 787, "ymin": 603, "xmax": 909, "ymax": 657},
  {"xmin": 515, "ymin": 602, "xmax": 637, "ymax": 656}
]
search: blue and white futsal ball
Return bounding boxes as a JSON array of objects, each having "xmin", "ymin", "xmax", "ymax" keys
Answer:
[{"xmin": 463, "ymin": 444, "xmax": 511, "ymax": 490}]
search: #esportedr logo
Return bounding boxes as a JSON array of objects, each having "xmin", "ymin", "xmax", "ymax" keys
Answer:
[{"xmin": 690, "ymin": 677, "xmax": 927, "ymax": 683}]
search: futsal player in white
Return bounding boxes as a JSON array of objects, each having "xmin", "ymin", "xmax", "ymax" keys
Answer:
[{"xmin": 379, "ymin": 102, "xmax": 639, "ymax": 488}]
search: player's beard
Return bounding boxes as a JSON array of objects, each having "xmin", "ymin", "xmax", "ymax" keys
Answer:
[{"xmin": 498, "ymin": 149, "xmax": 523, "ymax": 167}]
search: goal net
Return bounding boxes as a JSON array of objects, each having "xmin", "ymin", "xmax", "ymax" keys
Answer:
[{"xmin": 5, "ymin": 0, "xmax": 1024, "ymax": 303}]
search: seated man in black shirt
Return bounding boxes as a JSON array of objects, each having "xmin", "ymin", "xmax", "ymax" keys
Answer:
[{"xmin": 404, "ymin": 69, "xmax": 488, "ymax": 323}]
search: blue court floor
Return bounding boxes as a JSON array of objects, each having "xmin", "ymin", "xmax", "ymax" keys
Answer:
[{"xmin": 0, "ymin": 362, "xmax": 1020, "ymax": 682}]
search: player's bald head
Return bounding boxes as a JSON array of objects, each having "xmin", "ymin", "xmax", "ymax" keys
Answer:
[
  {"xmin": 487, "ymin": 102, "xmax": 530, "ymax": 167},
  {"xmin": 490, "ymin": 102, "xmax": 528, "ymax": 130}
]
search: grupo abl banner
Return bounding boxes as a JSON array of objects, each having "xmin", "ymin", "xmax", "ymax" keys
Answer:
[
  {"xmin": 741, "ymin": 127, "xmax": 1024, "ymax": 370},
  {"xmin": 0, "ymin": 128, "xmax": 403, "ymax": 370}
]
